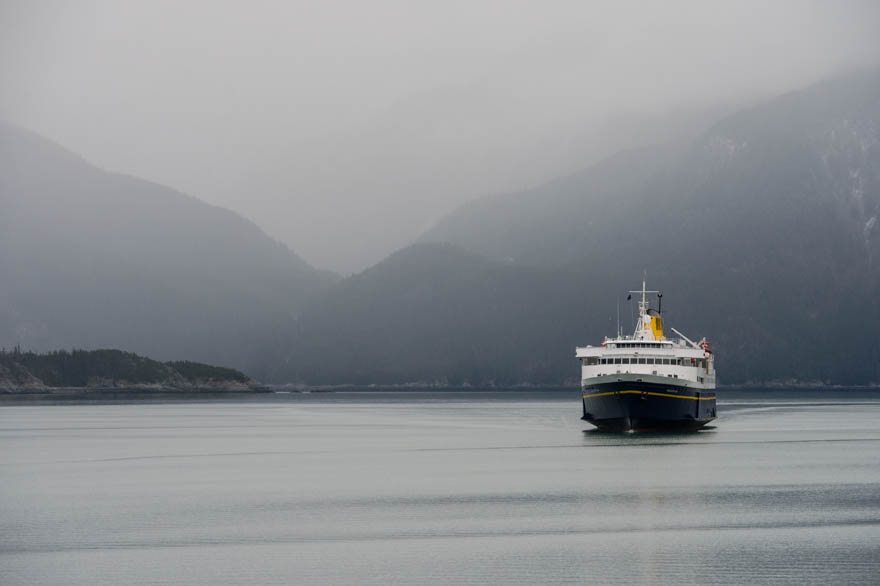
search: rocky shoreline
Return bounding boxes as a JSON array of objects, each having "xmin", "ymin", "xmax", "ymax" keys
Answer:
[{"xmin": 0, "ymin": 386, "xmax": 273, "ymax": 404}]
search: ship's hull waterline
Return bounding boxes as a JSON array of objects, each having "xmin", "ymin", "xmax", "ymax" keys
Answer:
[{"xmin": 581, "ymin": 381, "xmax": 716, "ymax": 432}]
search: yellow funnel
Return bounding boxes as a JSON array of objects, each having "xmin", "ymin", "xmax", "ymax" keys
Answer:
[{"xmin": 649, "ymin": 314, "xmax": 664, "ymax": 339}]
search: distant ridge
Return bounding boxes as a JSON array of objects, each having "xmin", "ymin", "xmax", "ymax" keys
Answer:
[{"xmin": 270, "ymin": 242, "xmax": 584, "ymax": 386}]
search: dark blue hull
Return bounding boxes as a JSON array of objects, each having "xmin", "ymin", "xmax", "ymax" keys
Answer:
[{"xmin": 582, "ymin": 380, "xmax": 716, "ymax": 432}]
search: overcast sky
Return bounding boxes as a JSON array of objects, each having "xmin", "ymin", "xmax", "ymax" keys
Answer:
[{"xmin": 2, "ymin": 0, "xmax": 879, "ymax": 272}]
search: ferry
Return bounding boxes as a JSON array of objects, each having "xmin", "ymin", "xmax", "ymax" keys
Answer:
[{"xmin": 576, "ymin": 280, "xmax": 716, "ymax": 432}]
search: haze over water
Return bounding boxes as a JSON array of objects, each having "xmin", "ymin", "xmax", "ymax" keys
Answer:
[{"xmin": 2, "ymin": 390, "xmax": 879, "ymax": 585}]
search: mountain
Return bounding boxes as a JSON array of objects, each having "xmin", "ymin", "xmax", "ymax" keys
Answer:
[
  {"xmin": 270, "ymin": 242, "xmax": 588, "ymax": 385},
  {"xmin": 287, "ymin": 71, "xmax": 880, "ymax": 385},
  {"xmin": 0, "ymin": 123, "xmax": 337, "ymax": 376}
]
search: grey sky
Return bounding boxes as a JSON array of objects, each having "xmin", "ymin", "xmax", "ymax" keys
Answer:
[{"xmin": 2, "ymin": 0, "xmax": 879, "ymax": 272}]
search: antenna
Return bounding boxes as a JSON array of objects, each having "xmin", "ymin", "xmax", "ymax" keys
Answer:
[{"xmin": 616, "ymin": 298, "xmax": 620, "ymax": 338}]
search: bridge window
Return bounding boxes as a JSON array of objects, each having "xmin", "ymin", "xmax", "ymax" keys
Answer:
[
  {"xmin": 614, "ymin": 358, "xmax": 621, "ymax": 364},
  {"xmin": 586, "ymin": 357, "xmax": 598, "ymax": 365},
  {"xmin": 638, "ymin": 358, "xmax": 646, "ymax": 364}
]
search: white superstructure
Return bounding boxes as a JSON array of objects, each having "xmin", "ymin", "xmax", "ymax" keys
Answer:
[{"xmin": 575, "ymin": 280, "xmax": 716, "ymax": 390}]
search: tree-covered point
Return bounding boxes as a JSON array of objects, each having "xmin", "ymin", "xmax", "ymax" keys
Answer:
[
  {"xmin": 0, "ymin": 348, "xmax": 253, "ymax": 388},
  {"xmin": 166, "ymin": 360, "xmax": 250, "ymax": 383}
]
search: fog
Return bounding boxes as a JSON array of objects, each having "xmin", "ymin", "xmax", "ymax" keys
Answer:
[{"xmin": 2, "ymin": 0, "xmax": 879, "ymax": 272}]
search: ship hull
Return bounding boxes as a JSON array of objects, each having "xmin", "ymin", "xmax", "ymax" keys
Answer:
[{"xmin": 581, "ymin": 380, "xmax": 716, "ymax": 432}]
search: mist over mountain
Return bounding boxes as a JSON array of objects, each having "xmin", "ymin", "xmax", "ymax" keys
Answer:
[
  {"xmin": 0, "ymin": 123, "xmax": 336, "ymax": 374},
  {"xmin": 422, "ymin": 71, "xmax": 880, "ymax": 267},
  {"xmin": 3, "ymin": 70, "xmax": 879, "ymax": 386},
  {"xmin": 287, "ymin": 70, "xmax": 880, "ymax": 385}
]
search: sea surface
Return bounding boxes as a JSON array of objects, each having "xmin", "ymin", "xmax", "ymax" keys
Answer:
[{"xmin": 1, "ymin": 389, "xmax": 879, "ymax": 585}]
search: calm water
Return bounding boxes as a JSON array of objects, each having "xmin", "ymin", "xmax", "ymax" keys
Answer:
[{"xmin": 2, "ymin": 390, "xmax": 879, "ymax": 585}]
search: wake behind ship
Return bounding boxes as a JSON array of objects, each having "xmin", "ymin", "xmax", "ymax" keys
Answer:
[{"xmin": 576, "ymin": 281, "xmax": 716, "ymax": 432}]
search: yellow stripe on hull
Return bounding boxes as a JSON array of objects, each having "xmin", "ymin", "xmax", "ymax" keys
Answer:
[{"xmin": 582, "ymin": 390, "xmax": 716, "ymax": 401}]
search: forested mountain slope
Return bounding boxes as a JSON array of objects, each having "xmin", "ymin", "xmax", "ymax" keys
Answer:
[{"xmin": 0, "ymin": 123, "xmax": 336, "ymax": 376}]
